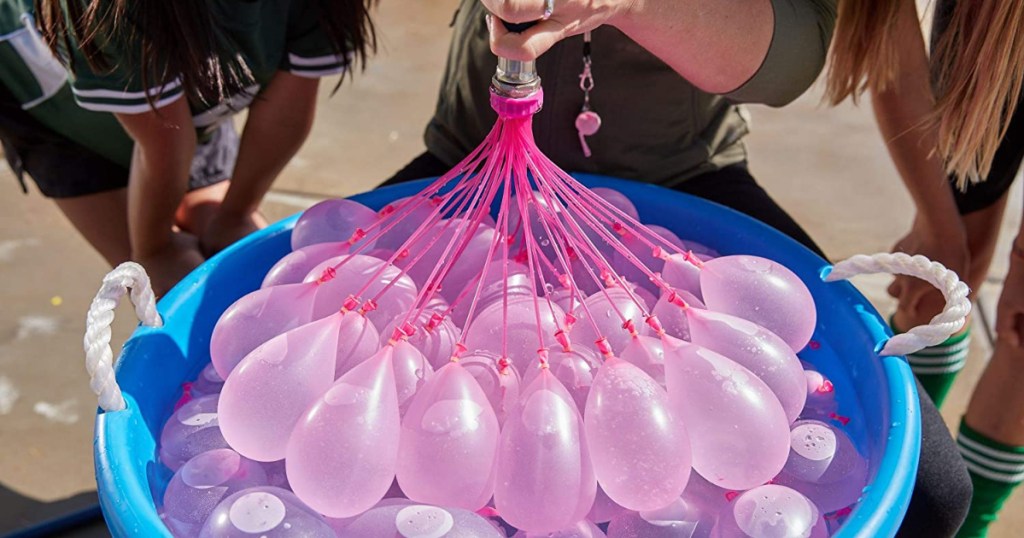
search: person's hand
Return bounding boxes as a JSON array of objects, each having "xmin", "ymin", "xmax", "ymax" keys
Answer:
[
  {"xmin": 482, "ymin": 0, "xmax": 635, "ymax": 61},
  {"xmin": 888, "ymin": 217, "xmax": 970, "ymax": 330},
  {"xmin": 995, "ymin": 238, "xmax": 1024, "ymax": 348}
]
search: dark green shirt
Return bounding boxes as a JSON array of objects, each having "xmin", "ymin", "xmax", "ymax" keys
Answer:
[{"xmin": 426, "ymin": 0, "xmax": 836, "ymax": 188}]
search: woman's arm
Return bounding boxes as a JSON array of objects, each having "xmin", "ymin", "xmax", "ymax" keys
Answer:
[
  {"xmin": 484, "ymin": 0, "xmax": 835, "ymax": 105},
  {"xmin": 870, "ymin": 0, "xmax": 969, "ymax": 321}
]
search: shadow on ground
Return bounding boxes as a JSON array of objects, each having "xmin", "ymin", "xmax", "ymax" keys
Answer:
[{"xmin": 0, "ymin": 485, "xmax": 108, "ymax": 538}]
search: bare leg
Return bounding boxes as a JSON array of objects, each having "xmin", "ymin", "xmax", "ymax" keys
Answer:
[{"xmin": 52, "ymin": 189, "xmax": 131, "ymax": 267}]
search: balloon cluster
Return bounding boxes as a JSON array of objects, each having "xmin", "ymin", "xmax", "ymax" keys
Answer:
[{"xmin": 158, "ymin": 100, "xmax": 869, "ymax": 537}]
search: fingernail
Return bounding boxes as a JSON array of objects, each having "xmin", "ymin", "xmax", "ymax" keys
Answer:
[{"xmin": 485, "ymin": 13, "xmax": 493, "ymax": 30}]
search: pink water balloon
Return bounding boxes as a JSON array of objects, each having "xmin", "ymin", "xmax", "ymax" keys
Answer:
[
  {"xmin": 652, "ymin": 289, "xmax": 705, "ymax": 342},
  {"xmin": 662, "ymin": 254, "xmax": 703, "ymax": 300},
  {"xmin": 522, "ymin": 347, "xmax": 597, "ymax": 412},
  {"xmin": 209, "ymin": 282, "xmax": 317, "ymax": 379},
  {"xmin": 396, "ymin": 218, "xmax": 498, "ymax": 303},
  {"xmin": 495, "ymin": 369, "xmax": 596, "ymax": 533},
  {"xmin": 291, "ymin": 198, "xmax": 378, "ymax": 251},
  {"xmin": 572, "ymin": 288, "xmax": 650, "ymax": 355},
  {"xmin": 198, "ymin": 486, "xmax": 335, "ymax": 537},
  {"xmin": 685, "ymin": 308, "xmax": 807, "ymax": 423},
  {"xmin": 262, "ymin": 241, "xmax": 350, "ymax": 288},
  {"xmin": 619, "ymin": 335, "xmax": 671, "ymax": 386},
  {"xmin": 451, "ymin": 262, "xmax": 532, "ymax": 328},
  {"xmin": 514, "ymin": 519, "xmax": 607, "ymax": 537},
  {"xmin": 390, "ymin": 339, "xmax": 434, "ymax": 415},
  {"xmin": 305, "ymin": 253, "xmax": 418, "ymax": 330},
  {"xmin": 374, "ymin": 196, "xmax": 445, "ymax": 252},
  {"xmin": 585, "ymin": 357, "xmax": 691, "ymax": 511},
  {"xmin": 664, "ymin": 342, "xmax": 789, "ymax": 490},
  {"xmin": 382, "ymin": 310, "xmax": 461, "ymax": 370},
  {"xmin": 464, "ymin": 296, "xmax": 566, "ymax": 372},
  {"xmin": 191, "ymin": 364, "xmax": 225, "ymax": 397},
  {"xmin": 591, "ymin": 187, "xmax": 640, "ymax": 221},
  {"xmin": 163, "ymin": 449, "xmax": 267, "ymax": 536},
  {"xmin": 218, "ymin": 314, "xmax": 340, "ymax": 462},
  {"xmin": 800, "ymin": 370, "xmax": 838, "ymax": 421},
  {"xmin": 460, "ymin": 351, "xmax": 521, "ymax": 424},
  {"xmin": 606, "ymin": 497, "xmax": 714, "ymax": 538},
  {"xmin": 396, "ymin": 362, "xmax": 498, "ymax": 510},
  {"xmin": 699, "ymin": 255, "xmax": 816, "ymax": 352},
  {"xmin": 286, "ymin": 347, "xmax": 401, "ymax": 518},
  {"xmin": 341, "ymin": 501, "xmax": 505, "ymax": 537},
  {"xmin": 328, "ymin": 310, "xmax": 381, "ymax": 378},
  {"xmin": 773, "ymin": 420, "xmax": 868, "ymax": 513},
  {"xmin": 159, "ymin": 394, "xmax": 228, "ymax": 471},
  {"xmin": 711, "ymin": 484, "xmax": 827, "ymax": 538}
]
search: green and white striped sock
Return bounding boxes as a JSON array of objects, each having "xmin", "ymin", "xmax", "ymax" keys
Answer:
[
  {"xmin": 957, "ymin": 421, "xmax": 1024, "ymax": 537},
  {"xmin": 893, "ymin": 319, "xmax": 970, "ymax": 408}
]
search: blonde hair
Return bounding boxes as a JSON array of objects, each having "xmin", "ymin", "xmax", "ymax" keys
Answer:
[{"xmin": 827, "ymin": 0, "xmax": 1024, "ymax": 189}]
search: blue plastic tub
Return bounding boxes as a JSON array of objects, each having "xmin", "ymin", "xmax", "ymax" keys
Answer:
[{"xmin": 94, "ymin": 175, "xmax": 920, "ymax": 537}]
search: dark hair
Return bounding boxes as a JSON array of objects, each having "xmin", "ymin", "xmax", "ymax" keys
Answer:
[{"xmin": 34, "ymin": 0, "xmax": 377, "ymax": 108}]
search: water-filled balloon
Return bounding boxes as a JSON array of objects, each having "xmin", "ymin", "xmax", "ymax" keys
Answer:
[
  {"xmin": 585, "ymin": 357, "xmax": 690, "ymax": 511},
  {"xmin": 396, "ymin": 362, "xmax": 499, "ymax": 510},
  {"xmin": 198, "ymin": 486, "xmax": 335, "ymax": 537},
  {"xmin": 664, "ymin": 342, "xmax": 789, "ymax": 490},
  {"xmin": 159, "ymin": 394, "xmax": 229, "ymax": 471},
  {"xmin": 305, "ymin": 254, "xmax": 418, "ymax": 330},
  {"xmin": 218, "ymin": 314, "xmax": 342, "ymax": 462},
  {"xmin": 711, "ymin": 484, "xmax": 827, "ymax": 538},
  {"xmin": 291, "ymin": 198, "xmax": 378, "ymax": 251},
  {"xmin": 163, "ymin": 449, "xmax": 267, "ymax": 536},
  {"xmin": 495, "ymin": 370, "xmax": 596, "ymax": 532},
  {"xmin": 286, "ymin": 346, "xmax": 401, "ymax": 517},
  {"xmin": 699, "ymin": 255, "xmax": 816, "ymax": 352}
]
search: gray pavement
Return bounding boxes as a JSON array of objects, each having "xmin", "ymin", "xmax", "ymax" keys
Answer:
[{"xmin": 1, "ymin": 0, "xmax": 1022, "ymax": 535}]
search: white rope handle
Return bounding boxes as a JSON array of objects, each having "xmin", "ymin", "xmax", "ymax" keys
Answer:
[
  {"xmin": 84, "ymin": 262, "xmax": 163, "ymax": 412},
  {"xmin": 825, "ymin": 252, "xmax": 971, "ymax": 356}
]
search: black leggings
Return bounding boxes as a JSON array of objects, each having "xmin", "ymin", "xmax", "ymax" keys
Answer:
[{"xmin": 379, "ymin": 152, "xmax": 972, "ymax": 536}]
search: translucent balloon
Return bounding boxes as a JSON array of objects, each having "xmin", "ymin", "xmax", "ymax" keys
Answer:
[
  {"xmin": 619, "ymin": 335, "xmax": 669, "ymax": 386},
  {"xmin": 464, "ymin": 296, "xmax": 566, "ymax": 372},
  {"xmin": 612, "ymin": 233, "xmax": 666, "ymax": 295},
  {"xmin": 522, "ymin": 347, "xmax": 597, "ymax": 412},
  {"xmin": 291, "ymin": 198, "xmax": 378, "ymax": 251},
  {"xmin": 341, "ymin": 501, "xmax": 505, "ymax": 537},
  {"xmin": 513, "ymin": 519, "xmax": 607, "ymax": 537},
  {"xmin": 374, "ymin": 196, "xmax": 445, "ymax": 252},
  {"xmin": 585, "ymin": 357, "xmax": 691, "ymax": 511},
  {"xmin": 773, "ymin": 420, "xmax": 869, "ymax": 513},
  {"xmin": 647, "ymin": 225, "xmax": 686, "ymax": 251},
  {"xmin": 198, "ymin": 486, "xmax": 335, "ymax": 537},
  {"xmin": 664, "ymin": 342, "xmax": 789, "ymax": 490},
  {"xmin": 286, "ymin": 347, "xmax": 400, "ymax": 517},
  {"xmin": 606, "ymin": 497, "xmax": 714, "ymax": 538},
  {"xmin": 382, "ymin": 310, "xmax": 461, "ymax": 370},
  {"xmin": 699, "ymin": 255, "xmax": 816, "ymax": 352},
  {"xmin": 218, "ymin": 314, "xmax": 340, "ymax": 462},
  {"xmin": 163, "ymin": 449, "xmax": 267, "ymax": 536},
  {"xmin": 329, "ymin": 311, "xmax": 380, "ymax": 378},
  {"xmin": 391, "ymin": 340, "xmax": 434, "ymax": 415},
  {"xmin": 572, "ymin": 288, "xmax": 650, "ymax": 355},
  {"xmin": 262, "ymin": 241, "xmax": 348, "ymax": 288},
  {"xmin": 396, "ymin": 362, "xmax": 499, "ymax": 509},
  {"xmin": 685, "ymin": 309, "xmax": 807, "ymax": 423},
  {"xmin": 396, "ymin": 218, "xmax": 498, "ymax": 303},
  {"xmin": 711, "ymin": 485, "xmax": 827, "ymax": 538},
  {"xmin": 591, "ymin": 187, "xmax": 640, "ymax": 221},
  {"xmin": 652, "ymin": 289, "xmax": 705, "ymax": 342},
  {"xmin": 209, "ymin": 282, "xmax": 317, "ymax": 379},
  {"xmin": 588, "ymin": 485, "xmax": 629, "ymax": 525},
  {"xmin": 460, "ymin": 351, "xmax": 521, "ymax": 424},
  {"xmin": 451, "ymin": 262, "xmax": 532, "ymax": 328},
  {"xmin": 800, "ymin": 370, "xmax": 838, "ymax": 421},
  {"xmin": 662, "ymin": 254, "xmax": 703, "ymax": 300},
  {"xmin": 159, "ymin": 394, "xmax": 229, "ymax": 471},
  {"xmin": 191, "ymin": 364, "xmax": 225, "ymax": 397},
  {"xmin": 495, "ymin": 370, "xmax": 596, "ymax": 533},
  {"xmin": 305, "ymin": 253, "xmax": 418, "ymax": 330}
]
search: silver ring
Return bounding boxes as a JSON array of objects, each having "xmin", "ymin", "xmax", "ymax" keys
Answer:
[{"xmin": 542, "ymin": 0, "xmax": 554, "ymax": 19}]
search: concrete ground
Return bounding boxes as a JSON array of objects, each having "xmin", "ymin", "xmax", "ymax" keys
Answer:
[{"xmin": 1, "ymin": 0, "xmax": 1021, "ymax": 535}]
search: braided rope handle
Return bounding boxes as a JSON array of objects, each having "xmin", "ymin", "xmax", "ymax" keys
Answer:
[
  {"xmin": 84, "ymin": 262, "xmax": 163, "ymax": 412},
  {"xmin": 825, "ymin": 252, "xmax": 971, "ymax": 356}
]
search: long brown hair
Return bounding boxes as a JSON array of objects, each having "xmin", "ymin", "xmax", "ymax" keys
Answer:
[
  {"xmin": 826, "ymin": 0, "xmax": 1024, "ymax": 188},
  {"xmin": 34, "ymin": 0, "xmax": 377, "ymax": 108}
]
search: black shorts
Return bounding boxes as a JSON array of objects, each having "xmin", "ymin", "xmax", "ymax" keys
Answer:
[
  {"xmin": 0, "ymin": 82, "xmax": 235, "ymax": 199},
  {"xmin": 953, "ymin": 99, "xmax": 1024, "ymax": 214}
]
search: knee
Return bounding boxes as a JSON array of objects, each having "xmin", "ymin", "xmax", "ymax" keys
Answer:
[{"xmin": 897, "ymin": 443, "xmax": 973, "ymax": 537}]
